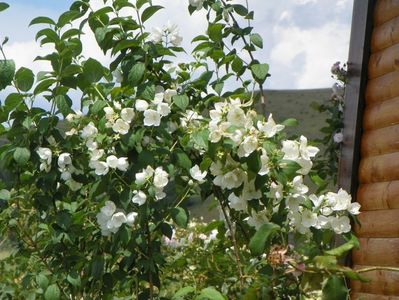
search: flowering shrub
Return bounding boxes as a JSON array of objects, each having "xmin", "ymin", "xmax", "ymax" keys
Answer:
[
  {"xmin": 0, "ymin": 1, "xmax": 364, "ymax": 299},
  {"xmin": 311, "ymin": 62, "xmax": 347, "ymax": 186}
]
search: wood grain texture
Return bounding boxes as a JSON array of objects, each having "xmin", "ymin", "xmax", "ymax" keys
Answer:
[
  {"xmin": 368, "ymin": 43, "xmax": 399, "ymax": 78},
  {"xmin": 365, "ymin": 71, "xmax": 399, "ymax": 104},
  {"xmin": 374, "ymin": 0, "xmax": 399, "ymax": 26},
  {"xmin": 353, "ymin": 238, "xmax": 399, "ymax": 266},
  {"xmin": 363, "ymin": 96, "xmax": 399, "ymax": 130},
  {"xmin": 371, "ymin": 16, "xmax": 399, "ymax": 52},
  {"xmin": 351, "ymin": 293, "xmax": 399, "ymax": 300},
  {"xmin": 359, "ymin": 152, "xmax": 399, "ymax": 183},
  {"xmin": 357, "ymin": 181, "xmax": 399, "ymax": 210},
  {"xmin": 351, "ymin": 265, "xmax": 399, "ymax": 295},
  {"xmin": 361, "ymin": 124, "xmax": 399, "ymax": 157},
  {"xmin": 354, "ymin": 209, "xmax": 399, "ymax": 237}
]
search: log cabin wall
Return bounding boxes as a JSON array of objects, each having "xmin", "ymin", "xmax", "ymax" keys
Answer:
[{"xmin": 339, "ymin": 0, "xmax": 399, "ymax": 299}]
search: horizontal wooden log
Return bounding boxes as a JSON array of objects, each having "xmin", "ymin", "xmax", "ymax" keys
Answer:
[
  {"xmin": 353, "ymin": 238, "xmax": 399, "ymax": 267},
  {"xmin": 351, "ymin": 265, "xmax": 399, "ymax": 295},
  {"xmin": 351, "ymin": 292, "xmax": 399, "ymax": 300},
  {"xmin": 357, "ymin": 181, "xmax": 399, "ymax": 210},
  {"xmin": 363, "ymin": 96, "xmax": 399, "ymax": 130},
  {"xmin": 369, "ymin": 43, "xmax": 399, "ymax": 79},
  {"xmin": 366, "ymin": 71, "xmax": 399, "ymax": 105},
  {"xmin": 374, "ymin": 0, "xmax": 399, "ymax": 27},
  {"xmin": 354, "ymin": 209, "xmax": 399, "ymax": 237},
  {"xmin": 359, "ymin": 152, "xmax": 399, "ymax": 183},
  {"xmin": 371, "ymin": 16, "xmax": 399, "ymax": 52},
  {"xmin": 361, "ymin": 124, "xmax": 399, "ymax": 157}
]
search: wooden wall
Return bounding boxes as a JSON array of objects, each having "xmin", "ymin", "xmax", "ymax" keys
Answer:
[{"xmin": 350, "ymin": 0, "xmax": 399, "ymax": 298}]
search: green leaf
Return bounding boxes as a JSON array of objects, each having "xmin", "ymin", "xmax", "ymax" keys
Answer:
[
  {"xmin": 136, "ymin": 0, "xmax": 149, "ymax": 9},
  {"xmin": 172, "ymin": 286, "xmax": 196, "ymax": 299},
  {"xmin": 128, "ymin": 63, "xmax": 145, "ymax": 86},
  {"xmin": 232, "ymin": 57, "xmax": 243, "ymax": 73},
  {"xmin": 44, "ymin": 284, "xmax": 60, "ymax": 300},
  {"xmin": 322, "ymin": 275, "xmax": 349, "ymax": 300},
  {"xmin": 324, "ymin": 234, "xmax": 359, "ymax": 257},
  {"xmin": 0, "ymin": 59, "xmax": 15, "ymax": 90},
  {"xmin": 5, "ymin": 93, "xmax": 24, "ymax": 110},
  {"xmin": 29, "ymin": 16, "xmax": 56, "ymax": 26},
  {"xmin": 192, "ymin": 129, "xmax": 209, "ymax": 150},
  {"xmin": 55, "ymin": 95, "xmax": 72, "ymax": 116},
  {"xmin": 91, "ymin": 256, "xmax": 104, "ymax": 279},
  {"xmin": 141, "ymin": 5, "xmax": 163, "ymax": 23},
  {"xmin": 282, "ymin": 160, "xmax": 301, "ymax": 178},
  {"xmin": 250, "ymin": 63, "xmax": 269, "ymax": 85},
  {"xmin": 173, "ymin": 94, "xmax": 189, "ymax": 111},
  {"xmin": 36, "ymin": 274, "xmax": 49, "ymax": 290},
  {"xmin": 83, "ymin": 58, "xmax": 104, "ymax": 83},
  {"xmin": 250, "ymin": 33, "xmax": 263, "ymax": 49},
  {"xmin": 232, "ymin": 4, "xmax": 248, "ymax": 16},
  {"xmin": 249, "ymin": 223, "xmax": 280, "ymax": 256},
  {"xmin": 196, "ymin": 287, "xmax": 225, "ymax": 300},
  {"xmin": 281, "ymin": 118, "xmax": 298, "ymax": 127},
  {"xmin": 0, "ymin": 2, "xmax": 9, "ymax": 12},
  {"xmin": 15, "ymin": 67, "xmax": 34, "ymax": 92},
  {"xmin": 13, "ymin": 147, "xmax": 31, "ymax": 166},
  {"xmin": 66, "ymin": 272, "xmax": 81, "ymax": 287},
  {"xmin": 208, "ymin": 23, "xmax": 224, "ymax": 42},
  {"xmin": 313, "ymin": 255, "xmax": 337, "ymax": 269},
  {"xmin": 171, "ymin": 207, "xmax": 188, "ymax": 228},
  {"xmin": 245, "ymin": 151, "xmax": 261, "ymax": 174},
  {"xmin": 174, "ymin": 150, "xmax": 192, "ymax": 170},
  {"xmin": 0, "ymin": 189, "xmax": 10, "ymax": 201}
]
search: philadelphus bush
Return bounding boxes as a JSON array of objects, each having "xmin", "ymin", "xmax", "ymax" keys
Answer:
[{"xmin": 0, "ymin": 0, "xmax": 363, "ymax": 299}]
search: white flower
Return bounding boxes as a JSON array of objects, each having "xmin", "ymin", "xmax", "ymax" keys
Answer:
[
  {"xmin": 61, "ymin": 171, "xmax": 72, "ymax": 181},
  {"xmin": 37, "ymin": 147, "xmax": 52, "ymax": 164},
  {"xmin": 299, "ymin": 136, "xmax": 319, "ymax": 160},
  {"xmin": 327, "ymin": 188, "xmax": 351, "ymax": 211},
  {"xmin": 164, "ymin": 89, "xmax": 177, "ymax": 103},
  {"xmin": 106, "ymin": 155, "xmax": 119, "ymax": 169},
  {"xmin": 58, "ymin": 153, "xmax": 72, "ymax": 168},
  {"xmin": 291, "ymin": 176, "xmax": 309, "ymax": 196},
  {"xmin": 112, "ymin": 119, "xmax": 130, "ymax": 135},
  {"xmin": 282, "ymin": 140, "xmax": 299, "ymax": 160},
  {"xmin": 301, "ymin": 210, "xmax": 318, "ymax": 228},
  {"xmin": 132, "ymin": 190, "xmax": 147, "ymax": 206},
  {"xmin": 86, "ymin": 139, "xmax": 98, "ymax": 151},
  {"xmin": 110, "ymin": 212, "xmax": 127, "ymax": 228},
  {"xmin": 270, "ymin": 182, "xmax": 283, "ymax": 200},
  {"xmin": 259, "ymin": 150, "xmax": 270, "ymax": 176},
  {"xmin": 114, "ymin": 101, "xmax": 122, "ymax": 110},
  {"xmin": 257, "ymin": 114, "xmax": 284, "ymax": 138},
  {"xmin": 228, "ymin": 193, "xmax": 247, "ymax": 211},
  {"xmin": 246, "ymin": 210, "xmax": 269, "ymax": 229},
  {"xmin": 238, "ymin": 135, "xmax": 258, "ymax": 157},
  {"xmin": 150, "ymin": 27, "xmax": 163, "ymax": 43},
  {"xmin": 65, "ymin": 179, "xmax": 82, "ymax": 191},
  {"xmin": 101, "ymin": 201, "xmax": 116, "ymax": 217},
  {"xmin": 81, "ymin": 122, "xmax": 98, "ymax": 139},
  {"xmin": 315, "ymin": 215, "xmax": 330, "ymax": 229},
  {"xmin": 126, "ymin": 212, "xmax": 138, "ymax": 226},
  {"xmin": 154, "ymin": 187, "xmax": 166, "ymax": 200},
  {"xmin": 143, "ymin": 109, "xmax": 161, "ymax": 126},
  {"xmin": 153, "ymin": 92, "xmax": 164, "ymax": 105},
  {"xmin": 157, "ymin": 103, "xmax": 171, "ymax": 116},
  {"xmin": 103, "ymin": 107, "xmax": 116, "ymax": 121},
  {"xmin": 241, "ymin": 179, "xmax": 262, "ymax": 201},
  {"xmin": 90, "ymin": 160, "xmax": 109, "ymax": 176},
  {"xmin": 189, "ymin": 0, "xmax": 204, "ymax": 10},
  {"xmin": 135, "ymin": 100, "xmax": 149, "ymax": 111},
  {"xmin": 116, "ymin": 157, "xmax": 129, "ymax": 171},
  {"xmin": 218, "ymin": 169, "xmax": 245, "ymax": 190},
  {"xmin": 90, "ymin": 149, "xmax": 104, "ymax": 161},
  {"xmin": 153, "ymin": 167, "xmax": 169, "ymax": 189},
  {"xmin": 135, "ymin": 166, "xmax": 154, "ymax": 185},
  {"xmin": 169, "ymin": 32, "xmax": 183, "ymax": 47},
  {"xmin": 331, "ymin": 216, "xmax": 351, "ymax": 234},
  {"xmin": 333, "ymin": 132, "xmax": 343, "ymax": 143},
  {"xmin": 309, "ymin": 194, "xmax": 324, "ymax": 208},
  {"xmin": 227, "ymin": 107, "xmax": 246, "ymax": 127},
  {"xmin": 190, "ymin": 165, "xmax": 207, "ymax": 183},
  {"xmin": 113, "ymin": 69, "xmax": 123, "ymax": 83},
  {"xmin": 348, "ymin": 202, "xmax": 361, "ymax": 215},
  {"xmin": 296, "ymin": 157, "xmax": 313, "ymax": 175},
  {"xmin": 121, "ymin": 108, "xmax": 135, "ymax": 123}
]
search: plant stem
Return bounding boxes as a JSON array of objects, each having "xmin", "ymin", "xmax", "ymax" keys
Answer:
[{"xmin": 357, "ymin": 266, "xmax": 399, "ymax": 273}]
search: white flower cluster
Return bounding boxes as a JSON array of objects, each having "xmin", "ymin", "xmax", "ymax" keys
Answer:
[
  {"xmin": 189, "ymin": 0, "xmax": 204, "ymax": 11},
  {"xmin": 133, "ymin": 165, "xmax": 169, "ymax": 205},
  {"xmin": 36, "ymin": 147, "xmax": 52, "ymax": 172},
  {"xmin": 135, "ymin": 88, "xmax": 175, "ymax": 127},
  {"xmin": 282, "ymin": 136, "xmax": 319, "ymax": 175},
  {"xmin": 151, "ymin": 21, "xmax": 183, "ymax": 47},
  {"xmin": 288, "ymin": 188, "xmax": 360, "ymax": 234},
  {"xmin": 57, "ymin": 153, "xmax": 82, "ymax": 191},
  {"xmin": 96, "ymin": 201, "xmax": 138, "ymax": 236},
  {"xmin": 65, "ymin": 110, "xmax": 83, "ymax": 136},
  {"xmin": 189, "ymin": 165, "xmax": 207, "ymax": 184},
  {"xmin": 103, "ymin": 101, "xmax": 135, "ymax": 135},
  {"xmin": 80, "ymin": 122, "xmax": 129, "ymax": 176},
  {"xmin": 180, "ymin": 110, "xmax": 203, "ymax": 129}
]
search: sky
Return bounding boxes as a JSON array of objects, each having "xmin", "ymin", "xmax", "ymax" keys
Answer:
[{"xmin": 0, "ymin": 0, "xmax": 354, "ymax": 92}]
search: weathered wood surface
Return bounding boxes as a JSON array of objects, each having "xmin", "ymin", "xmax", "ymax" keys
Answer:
[
  {"xmin": 363, "ymin": 96, "xmax": 399, "ymax": 130},
  {"xmin": 361, "ymin": 124, "xmax": 399, "ymax": 157},
  {"xmin": 357, "ymin": 181, "xmax": 399, "ymax": 210},
  {"xmin": 355, "ymin": 209, "xmax": 399, "ymax": 237},
  {"xmin": 374, "ymin": 0, "xmax": 399, "ymax": 26},
  {"xmin": 352, "ymin": 293, "xmax": 399, "ymax": 300},
  {"xmin": 351, "ymin": 265, "xmax": 399, "ymax": 295},
  {"xmin": 365, "ymin": 71, "xmax": 399, "ymax": 104},
  {"xmin": 359, "ymin": 152, "xmax": 399, "ymax": 183},
  {"xmin": 368, "ymin": 43, "xmax": 399, "ymax": 78},
  {"xmin": 353, "ymin": 238, "xmax": 399, "ymax": 266},
  {"xmin": 371, "ymin": 16, "xmax": 399, "ymax": 52}
]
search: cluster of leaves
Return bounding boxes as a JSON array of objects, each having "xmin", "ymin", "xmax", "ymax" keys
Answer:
[
  {"xmin": 310, "ymin": 62, "xmax": 347, "ymax": 187},
  {"xmin": 0, "ymin": 1, "xmax": 364, "ymax": 300}
]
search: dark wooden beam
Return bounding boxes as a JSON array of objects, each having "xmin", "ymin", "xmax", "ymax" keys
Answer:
[{"xmin": 338, "ymin": 0, "xmax": 375, "ymax": 197}]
